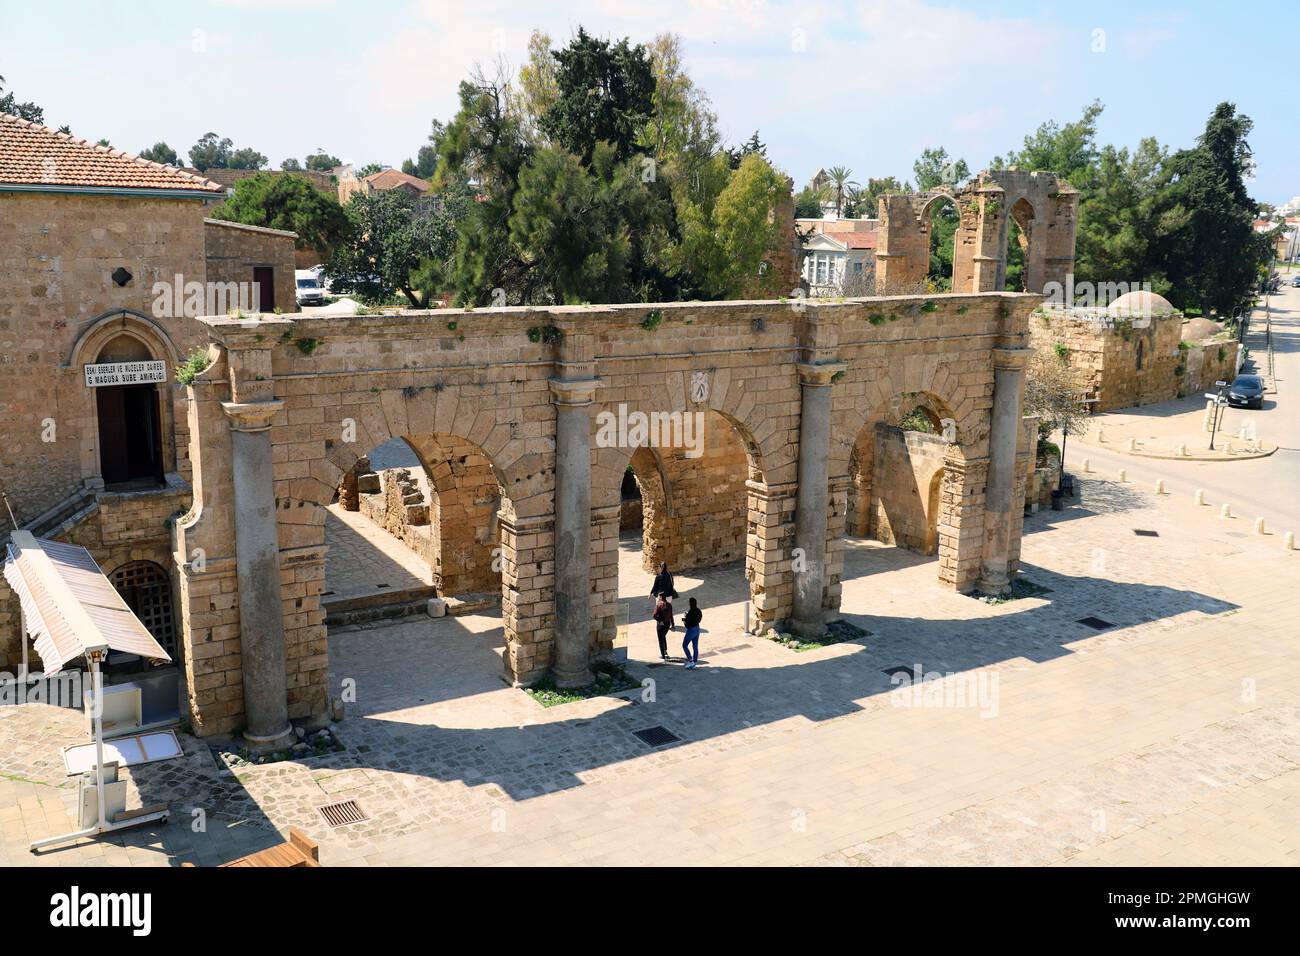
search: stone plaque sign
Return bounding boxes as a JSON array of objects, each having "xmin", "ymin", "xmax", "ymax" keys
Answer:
[{"xmin": 84, "ymin": 360, "xmax": 167, "ymax": 387}]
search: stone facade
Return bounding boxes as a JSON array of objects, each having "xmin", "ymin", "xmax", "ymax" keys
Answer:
[
  {"xmin": 1027, "ymin": 309, "xmax": 1240, "ymax": 412},
  {"xmin": 174, "ymin": 292, "xmax": 1038, "ymax": 735},
  {"xmin": 0, "ymin": 187, "xmax": 296, "ymax": 691},
  {"xmin": 876, "ymin": 170, "xmax": 1079, "ymax": 295},
  {"xmin": 203, "ymin": 219, "xmax": 296, "ymax": 316}
]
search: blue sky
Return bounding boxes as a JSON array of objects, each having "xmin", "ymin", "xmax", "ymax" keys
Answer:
[{"xmin": 2, "ymin": 0, "xmax": 1294, "ymax": 203}]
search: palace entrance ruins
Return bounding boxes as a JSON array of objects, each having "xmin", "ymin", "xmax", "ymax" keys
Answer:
[{"xmin": 174, "ymin": 290, "xmax": 1041, "ymax": 743}]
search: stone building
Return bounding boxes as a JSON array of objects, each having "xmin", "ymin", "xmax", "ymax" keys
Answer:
[
  {"xmin": 0, "ymin": 113, "xmax": 297, "ymax": 722},
  {"xmin": 1028, "ymin": 290, "xmax": 1240, "ymax": 411}
]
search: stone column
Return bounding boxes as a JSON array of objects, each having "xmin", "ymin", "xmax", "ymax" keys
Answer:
[
  {"xmin": 977, "ymin": 347, "xmax": 1030, "ymax": 594},
  {"xmin": 550, "ymin": 377, "xmax": 599, "ymax": 688},
  {"xmin": 789, "ymin": 362, "xmax": 844, "ymax": 639},
  {"xmin": 222, "ymin": 400, "xmax": 294, "ymax": 749}
]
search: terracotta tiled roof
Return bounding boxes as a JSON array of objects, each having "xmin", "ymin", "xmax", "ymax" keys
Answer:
[
  {"xmin": 0, "ymin": 112, "xmax": 224, "ymax": 193},
  {"xmin": 841, "ymin": 233, "xmax": 877, "ymax": 249},
  {"xmin": 364, "ymin": 168, "xmax": 430, "ymax": 193}
]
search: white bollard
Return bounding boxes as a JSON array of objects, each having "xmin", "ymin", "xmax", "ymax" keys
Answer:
[
  {"xmin": 1081, "ymin": 458, "xmax": 1091, "ymax": 474},
  {"xmin": 1225, "ymin": 440, "xmax": 1235, "ymax": 454},
  {"xmin": 1097, "ymin": 425, "xmax": 1106, "ymax": 443},
  {"xmin": 1285, "ymin": 531, "xmax": 1295, "ymax": 552},
  {"xmin": 1195, "ymin": 489, "xmax": 1206, "ymax": 506},
  {"xmin": 1178, "ymin": 443, "xmax": 1188, "ymax": 457},
  {"xmin": 1255, "ymin": 517, "xmax": 1266, "ymax": 535},
  {"xmin": 1220, "ymin": 504, "xmax": 1232, "ymax": 519},
  {"xmin": 1155, "ymin": 479, "xmax": 1166, "ymax": 495},
  {"xmin": 1118, "ymin": 468, "xmax": 1127, "ymax": 482}
]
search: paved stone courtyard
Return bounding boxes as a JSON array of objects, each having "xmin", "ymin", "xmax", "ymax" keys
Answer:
[{"xmin": 3, "ymin": 474, "xmax": 1297, "ymax": 866}]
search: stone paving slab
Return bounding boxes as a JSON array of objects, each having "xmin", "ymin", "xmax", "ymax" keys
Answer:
[{"xmin": 2, "ymin": 472, "xmax": 1297, "ymax": 866}]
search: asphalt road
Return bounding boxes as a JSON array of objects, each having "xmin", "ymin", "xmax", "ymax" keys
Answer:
[{"xmin": 1064, "ymin": 278, "xmax": 1300, "ymax": 532}]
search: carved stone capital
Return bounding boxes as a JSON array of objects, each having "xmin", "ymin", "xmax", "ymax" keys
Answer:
[
  {"xmin": 796, "ymin": 362, "xmax": 847, "ymax": 387},
  {"xmin": 222, "ymin": 400, "xmax": 283, "ymax": 432},
  {"xmin": 549, "ymin": 377, "xmax": 601, "ymax": 407}
]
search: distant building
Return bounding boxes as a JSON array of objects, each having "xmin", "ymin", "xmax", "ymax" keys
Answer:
[
  {"xmin": 796, "ymin": 217, "xmax": 879, "ymax": 295},
  {"xmin": 336, "ymin": 165, "xmax": 431, "ymax": 206}
]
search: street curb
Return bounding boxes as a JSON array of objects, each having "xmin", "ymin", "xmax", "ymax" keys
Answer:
[{"xmin": 1076, "ymin": 439, "xmax": 1278, "ymax": 462}]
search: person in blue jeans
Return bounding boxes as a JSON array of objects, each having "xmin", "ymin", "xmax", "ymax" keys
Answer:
[{"xmin": 682, "ymin": 597, "xmax": 703, "ymax": 669}]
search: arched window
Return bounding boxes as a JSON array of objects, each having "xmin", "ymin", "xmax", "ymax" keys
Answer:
[
  {"xmin": 110, "ymin": 561, "xmax": 176, "ymax": 658},
  {"xmin": 1135, "ymin": 338, "xmax": 1146, "ymax": 371},
  {"xmin": 95, "ymin": 334, "xmax": 164, "ymax": 488}
]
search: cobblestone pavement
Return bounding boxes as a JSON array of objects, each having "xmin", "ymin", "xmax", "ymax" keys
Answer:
[
  {"xmin": 323, "ymin": 504, "xmax": 432, "ymax": 604},
  {"xmin": 3, "ymin": 472, "xmax": 1297, "ymax": 866}
]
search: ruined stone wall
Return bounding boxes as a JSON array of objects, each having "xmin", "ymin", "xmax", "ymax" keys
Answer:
[
  {"xmin": 178, "ymin": 291, "xmax": 1037, "ymax": 734},
  {"xmin": 868, "ymin": 425, "xmax": 947, "ymax": 553},
  {"xmin": 1028, "ymin": 310, "xmax": 1237, "ymax": 412},
  {"xmin": 203, "ymin": 219, "xmax": 297, "ymax": 316},
  {"xmin": 633, "ymin": 409, "xmax": 750, "ymax": 572},
  {"xmin": 405, "ymin": 434, "xmax": 502, "ymax": 597},
  {"xmin": 356, "ymin": 465, "xmax": 434, "ymax": 570}
]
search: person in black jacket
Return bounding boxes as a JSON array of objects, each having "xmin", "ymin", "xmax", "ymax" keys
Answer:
[
  {"xmin": 651, "ymin": 595, "xmax": 674, "ymax": 660},
  {"xmin": 682, "ymin": 597, "xmax": 703, "ymax": 669},
  {"xmin": 650, "ymin": 562, "xmax": 678, "ymax": 601}
]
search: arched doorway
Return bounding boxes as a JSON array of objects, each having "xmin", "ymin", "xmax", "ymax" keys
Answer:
[
  {"xmin": 843, "ymin": 395, "xmax": 960, "ymax": 589},
  {"xmin": 94, "ymin": 334, "xmax": 164, "ymax": 488},
  {"xmin": 920, "ymin": 193, "xmax": 961, "ymax": 292},
  {"xmin": 110, "ymin": 560, "xmax": 177, "ymax": 658},
  {"xmin": 1003, "ymin": 197, "xmax": 1037, "ymax": 292}
]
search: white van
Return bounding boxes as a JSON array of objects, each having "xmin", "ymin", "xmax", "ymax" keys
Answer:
[{"xmin": 295, "ymin": 269, "xmax": 325, "ymax": 307}]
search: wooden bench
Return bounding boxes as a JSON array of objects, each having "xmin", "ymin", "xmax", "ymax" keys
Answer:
[{"xmin": 181, "ymin": 828, "xmax": 321, "ymax": 867}]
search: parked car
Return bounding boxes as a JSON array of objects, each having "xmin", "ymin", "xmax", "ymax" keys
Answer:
[
  {"xmin": 1291, "ymin": 275, "xmax": 1300, "ymax": 288},
  {"xmin": 1226, "ymin": 374, "xmax": 1264, "ymax": 409},
  {"xmin": 295, "ymin": 270, "xmax": 325, "ymax": 307}
]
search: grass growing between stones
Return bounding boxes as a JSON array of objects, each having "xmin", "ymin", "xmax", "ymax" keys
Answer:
[
  {"xmin": 525, "ymin": 660, "xmax": 639, "ymax": 707},
  {"xmin": 974, "ymin": 577, "xmax": 1053, "ymax": 605},
  {"xmin": 763, "ymin": 619, "xmax": 870, "ymax": 652}
]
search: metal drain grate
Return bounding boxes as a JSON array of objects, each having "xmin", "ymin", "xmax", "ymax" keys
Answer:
[
  {"xmin": 317, "ymin": 799, "xmax": 368, "ymax": 828},
  {"xmin": 1133, "ymin": 529, "xmax": 1159, "ymax": 537},
  {"xmin": 1077, "ymin": 616, "xmax": 1114, "ymax": 630},
  {"xmin": 632, "ymin": 726, "xmax": 681, "ymax": 747}
]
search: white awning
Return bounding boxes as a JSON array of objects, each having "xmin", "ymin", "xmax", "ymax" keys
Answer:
[{"xmin": 2, "ymin": 531, "xmax": 171, "ymax": 672}]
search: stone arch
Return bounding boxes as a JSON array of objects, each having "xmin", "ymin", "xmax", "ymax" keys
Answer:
[
  {"xmin": 1001, "ymin": 196, "xmax": 1039, "ymax": 292},
  {"xmin": 623, "ymin": 445, "xmax": 675, "ymax": 572},
  {"xmin": 66, "ymin": 308, "xmax": 182, "ymax": 369},
  {"xmin": 72, "ymin": 311, "xmax": 181, "ymax": 487},
  {"xmin": 590, "ymin": 391, "xmax": 777, "ymax": 645},
  {"xmin": 405, "ymin": 432, "xmax": 509, "ymax": 597}
]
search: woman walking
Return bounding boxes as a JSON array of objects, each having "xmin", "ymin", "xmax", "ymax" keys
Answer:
[
  {"xmin": 682, "ymin": 597, "xmax": 702, "ymax": 669},
  {"xmin": 652, "ymin": 595, "xmax": 675, "ymax": 661},
  {"xmin": 650, "ymin": 562, "xmax": 678, "ymax": 601}
]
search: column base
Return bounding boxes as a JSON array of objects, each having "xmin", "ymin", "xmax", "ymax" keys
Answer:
[
  {"xmin": 788, "ymin": 615, "xmax": 826, "ymax": 641},
  {"xmin": 552, "ymin": 664, "xmax": 594, "ymax": 690},
  {"xmin": 242, "ymin": 725, "xmax": 295, "ymax": 753},
  {"xmin": 976, "ymin": 568, "xmax": 1011, "ymax": 596}
]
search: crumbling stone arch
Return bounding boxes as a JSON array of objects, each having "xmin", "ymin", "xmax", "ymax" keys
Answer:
[{"xmin": 877, "ymin": 170, "xmax": 1078, "ymax": 296}]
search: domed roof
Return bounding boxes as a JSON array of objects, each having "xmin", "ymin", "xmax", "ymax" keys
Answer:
[
  {"xmin": 1107, "ymin": 290, "xmax": 1177, "ymax": 317},
  {"xmin": 1181, "ymin": 317, "xmax": 1223, "ymax": 342}
]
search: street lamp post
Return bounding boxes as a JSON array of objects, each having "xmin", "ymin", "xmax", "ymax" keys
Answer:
[{"xmin": 1207, "ymin": 381, "xmax": 1228, "ymax": 451}]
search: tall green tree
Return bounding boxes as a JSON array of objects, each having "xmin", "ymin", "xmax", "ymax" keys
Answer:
[
  {"xmin": 189, "ymin": 133, "xmax": 264, "ymax": 171},
  {"xmin": 305, "ymin": 152, "xmax": 341, "ymax": 172},
  {"xmin": 539, "ymin": 27, "xmax": 655, "ymax": 164},
  {"xmin": 0, "ymin": 75, "xmax": 44, "ymax": 123},
  {"xmin": 138, "ymin": 142, "xmax": 179, "ymax": 166},
  {"xmin": 326, "ymin": 188, "xmax": 466, "ymax": 308},
  {"xmin": 212, "ymin": 172, "xmax": 349, "ymax": 260},
  {"xmin": 1155, "ymin": 103, "xmax": 1272, "ymax": 315}
]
